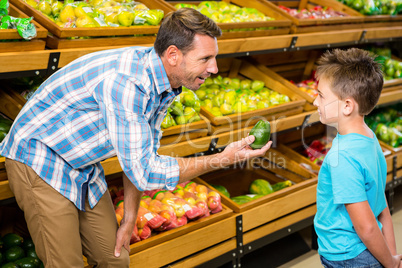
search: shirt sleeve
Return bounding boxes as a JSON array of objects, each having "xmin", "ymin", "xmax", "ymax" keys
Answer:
[
  {"xmin": 94, "ymin": 73, "xmax": 179, "ymax": 191},
  {"xmin": 327, "ymin": 151, "xmax": 367, "ymax": 205}
]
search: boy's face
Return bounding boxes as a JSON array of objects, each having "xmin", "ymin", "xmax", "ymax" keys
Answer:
[{"xmin": 313, "ymin": 77, "xmax": 341, "ymax": 127}]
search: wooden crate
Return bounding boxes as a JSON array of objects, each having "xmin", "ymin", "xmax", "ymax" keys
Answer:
[
  {"xmin": 163, "ymin": 0, "xmax": 292, "ymax": 38},
  {"xmin": 196, "ymin": 163, "xmax": 317, "ymax": 232},
  {"xmin": 200, "ymin": 58, "xmax": 306, "ymax": 127},
  {"xmin": 267, "ymin": 0, "xmax": 365, "ymax": 33},
  {"xmin": 197, "ymin": 146, "xmax": 317, "ymax": 213},
  {"xmin": 252, "ymin": 50, "xmax": 402, "ymax": 111},
  {"xmin": 0, "ymin": 3, "xmax": 47, "ymax": 52},
  {"xmin": 10, "ymin": 0, "xmax": 174, "ymax": 49},
  {"xmin": 104, "ymin": 175, "xmax": 235, "ymax": 268}
]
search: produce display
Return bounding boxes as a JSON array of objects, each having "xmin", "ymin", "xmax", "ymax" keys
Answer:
[
  {"xmin": 278, "ymin": 5, "xmax": 349, "ymax": 19},
  {"xmin": 0, "ymin": 117, "xmax": 12, "ymax": 143},
  {"xmin": 370, "ymin": 47, "xmax": 402, "ymax": 80},
  {"xmin": 174, "ymin": 1, "xmax": 275, "ymax": 30},
  {"xmin": 291, "ymin": 74, "xmax": 318, "ymax": 98},
  {"xmin": 0, "ymin": 233, "xmax": 43, "ymax": 267},
  {"xmin": 110, "ymin": 181, "xmax": 223, "ymax": 243},
  {"xmin": 366, "ymin": 106, "xmax": 402, "ymax": 148},
  {"xmin": 229, "ymin": 179, "xmax": 292, "ymax": 205},
  {"xmin": 338, "ymin": 0, "xmax": 402, "ymax": 15},
  {"xmin": 161, "ymin": 87, "xmax": 202, "ymax": 129},
  {"xmin": 249, "ymin": 119, "xmax": 271, "ymax": 150},
  {"xmin": 195, "ymin": 75, "xmax": 290, "ymax": 117},
  {"xmin": 302, "ymin": 137, "xmax": 332, "ymax": 166},
  {"xmin": 0, "ymin": 0, "xmax": 37, "ymax": 40},
  {"xmin": 23, "ymin": 0, "xmax": 164, "ymax": 28}
]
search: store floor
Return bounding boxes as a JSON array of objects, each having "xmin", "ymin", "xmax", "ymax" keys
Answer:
[{"xmin": 278, "ymin": 184, "xmax": 402, "ymax": 268}]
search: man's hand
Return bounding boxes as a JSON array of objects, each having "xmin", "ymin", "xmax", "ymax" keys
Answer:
[
  {"xmin": 114, "ymin": 218, "xmax": 135, "ymax": 257},
  {"xmin": 221, "ymin": 135, "xmax": 272, "ymax": 164},
  {"xmin": 114, "ymin": 174, "xmax": 142, "ymax": 257}
]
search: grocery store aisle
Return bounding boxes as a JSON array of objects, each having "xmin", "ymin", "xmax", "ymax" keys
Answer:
[{"xmin": 278, "ymin": 184, "xmax": 402, "ymax": 268}]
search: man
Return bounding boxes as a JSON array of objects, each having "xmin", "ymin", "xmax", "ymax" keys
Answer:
[{"xmin": 0, "ymin": 8, "xmax": 272, "ymax": 267}]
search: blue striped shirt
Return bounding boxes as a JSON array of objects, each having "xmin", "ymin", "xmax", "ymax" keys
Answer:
[{"xmin": 0, "ymin": 46, "xmax": 181, "ymax": 210}]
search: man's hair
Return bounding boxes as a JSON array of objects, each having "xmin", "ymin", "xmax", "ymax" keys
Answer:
[
  {"xmin": 154, "ymin": 8, "xmax": 222, "ymax": 56},
  {"xmin": 315, "ymin": 48, "xmax": 383, "ymax": 115}
]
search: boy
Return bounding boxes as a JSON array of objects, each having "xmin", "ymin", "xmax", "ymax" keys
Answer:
[{"xmin": 313, "ymin": 48, "xmax": 402, "ymax": 267}]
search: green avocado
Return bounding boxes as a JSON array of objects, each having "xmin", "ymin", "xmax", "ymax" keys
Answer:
[
  {"xmin": 2, "ymin": 233, "xmax": 23, "ymax": 250},
  {"xmin": 249, "ymin": 120, "xmax": 271, "ymax": 150},
  {"xmin": 1, "ymin": 262, "xmax": 19, "ymax": 268},
  {"xmin": 15, "ymin": 257, "xmax": 41, "ymax": 268},
  {"xmin": 4, "ymin": 246, "xmax": 25, "ymax": 262}
]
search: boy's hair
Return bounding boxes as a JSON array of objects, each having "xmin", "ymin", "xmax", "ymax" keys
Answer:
[
  {"xmin": 154, "ymin": 8, "xmax": 222, "ymax": 56},
  {"xmin": 315, "ymin": 48, "xmax": 383, "ymax": 115}
]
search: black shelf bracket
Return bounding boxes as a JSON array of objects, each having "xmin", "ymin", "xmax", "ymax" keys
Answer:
[
  {"xmin": 359, "ymin": 30, "xmax": 367, "ymax": 44},
  {"xmin": 288, "ymin": 36, "xmax": 298, "ymax": 51},
  {"xmin": 46, "ymin": 52, "xmax": 61, "ymax": 76},
  {"xmin": 206, "ymin": 137, "xmax": 219, "ymax": 155}
]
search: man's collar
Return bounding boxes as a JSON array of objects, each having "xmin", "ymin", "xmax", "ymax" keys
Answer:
[{"xmin": 150, "ymin": 48, "xmax": 172, "ymax": 95}]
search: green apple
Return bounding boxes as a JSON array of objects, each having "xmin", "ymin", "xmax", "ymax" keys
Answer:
[
  {"xmin": 51, "ymin": 1, "xmax": 63, "ymax": 16},
  {"xmin": 59, "ymin": 5, "xmax": 76, "ymax": 23},
  {"xmin": 38, "ymin": 0, "xmax": 52, "ymax": 16},
  {"xmin": 75, "ymin": 15, "xmax": 98, "ymax": 27},
  {"xmin": 26, "ymin": 0, "xmax": 39, "ymax": 9},
  {"xmin": 195, "ymin": 89, "xmax": 206, "ymax": 101},
  {"xmin": 117, "ymin": 10, "xmax": 134, "ymax": 26}
]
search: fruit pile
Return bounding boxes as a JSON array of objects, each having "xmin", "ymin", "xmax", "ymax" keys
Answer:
[
  {"xmin": 23, "ymin": 0, "xmax": 164, "ymax": 28},
  {"xmin": 366, "ymin": 107, "xmax": 402, "ymax": 148},
  {"xmin": 0, "ymin": 233, "xmax": 42, "ymax": 267},
  {"xmin": 161, "ymin": 87, "xmax": 201, "ymax": 129},
  {"xmin": 278, "ymin": 5, "xmax": 349, "ymax": 19},
  {"xmin": 174, "ymin": 1, "xmax": 274, "ymax": 30},
  {"xmin": 370, "ymin": 47, "xmax": 402, "ymax": 80},
  {"xmin": 211, "ymin": 179, "xmax": 292, "ymax": 205},
  {"xmin": 291, "ymin": 75, "xmax": 318, "ymax": 98},
  {"xmin": 338, "ymin": 0, "xmax": 402, "ymax": 15},
  {"xmin": 195, "ymin": 75, "xmax": 290, "ymax": 117},
  {"xmin": 302, "ymin": 137, "xmax": 332, "ymax": 166},
  {"xmin": 0, "ymin": 2, "xmax": 36, "ymax": 40},
  {"xmin": 110, "ymin": 181, "xmax": 223, "ymax": 244}
]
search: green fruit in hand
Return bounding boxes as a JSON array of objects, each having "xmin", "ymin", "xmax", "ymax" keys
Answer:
[{"xmin": 249, "ymin": 120, "xmax": 271, "ymax": 150}]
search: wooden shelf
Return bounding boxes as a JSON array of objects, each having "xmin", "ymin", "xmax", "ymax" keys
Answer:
[{"xmin": 1, "ymin": 26, "xmax": 402, "ymax": 76}]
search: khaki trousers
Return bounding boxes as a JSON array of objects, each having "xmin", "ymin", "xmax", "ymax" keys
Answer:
[{"xmin": 5, "ymin": 158, "xmax": 130, "ymax": 268}]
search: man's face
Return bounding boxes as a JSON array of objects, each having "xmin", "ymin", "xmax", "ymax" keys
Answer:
[
  {"xmin": 313, "ymin": 77, "xmax": 341, "ymax": 126},
  {"xmin": 176, "ymin": 34, "xmax": 219, "ymax": 90}
]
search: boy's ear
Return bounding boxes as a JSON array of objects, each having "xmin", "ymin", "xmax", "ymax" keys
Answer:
[
  {"xmin": 343, "ymin": 98, "xmax": 355, "ymax": 116},
  {"xmin": 164, "ymin": 45, "xmax": 181, "ymax": 66}
]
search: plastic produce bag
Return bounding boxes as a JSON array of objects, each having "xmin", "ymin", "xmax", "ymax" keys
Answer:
[
  {"xmin": 0, "ymin": 15, "xmax": 37, "ymax": 40},
  {"xmin": 0, "ymin": 0, "xmax": 8, "ymax": 18},
  {"xmin": 341, "ymin": 0, "xmax": 380, "ymax": 15},
  {"xmin": 136, "ymin": 206, "xmax": 166, "ymax": 230}
]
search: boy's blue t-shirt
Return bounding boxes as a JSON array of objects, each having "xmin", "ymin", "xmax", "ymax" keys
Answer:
[{"xmin": 314, "ymin": 132, "xmax": 387, "ymax": 261}]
